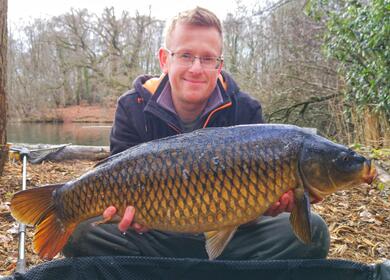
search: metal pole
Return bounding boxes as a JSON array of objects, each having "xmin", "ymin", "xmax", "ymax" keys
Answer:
[{"xmin": 16, "ymin": 154, "xmax": 27, "ymax": 273}]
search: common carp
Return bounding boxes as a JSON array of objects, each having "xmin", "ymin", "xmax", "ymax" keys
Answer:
[{"xmin": 10, "ymin": 124, "xmax": 377, "ymax": 260}]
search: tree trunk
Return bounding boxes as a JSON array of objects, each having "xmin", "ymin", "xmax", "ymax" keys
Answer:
[
  {"xmin": 363, "ymin": 109, "xmax": 390, "ymax": 148},
  {"xmin": 0, "ymin": 0, "xmax": 7, "ymax": 176}
]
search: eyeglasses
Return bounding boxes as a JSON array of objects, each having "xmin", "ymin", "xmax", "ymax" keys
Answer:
[{"xmin": 165, "ymin": 49, "xmax": 223, "ymax": 70}]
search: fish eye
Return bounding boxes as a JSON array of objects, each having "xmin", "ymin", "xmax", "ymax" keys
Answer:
[
  {"xmin": 333, "ymin": 150, "xmax": 365, "ymax": 173},
  {"xmin": 333, "ymin": 151, "xmax": 352, "ymax": 164},
  {"xmin": 338, "ymin": 151, "xmax": 348, "ymax": 160}
]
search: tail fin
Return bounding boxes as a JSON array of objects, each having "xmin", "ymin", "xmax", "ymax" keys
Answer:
[{"xmin": 11, "ymin": 184, "xmax": 76, "ymax": 259}]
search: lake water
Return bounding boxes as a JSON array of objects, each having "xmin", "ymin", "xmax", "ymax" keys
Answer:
[{"xmin": 7, "ymin": 122, "xmax": 112, "ymax": 146}]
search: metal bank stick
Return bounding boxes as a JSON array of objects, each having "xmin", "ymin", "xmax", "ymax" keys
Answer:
[{"xmin": 16, "ymin": 148, "xmax": 30, "ymax": 273}]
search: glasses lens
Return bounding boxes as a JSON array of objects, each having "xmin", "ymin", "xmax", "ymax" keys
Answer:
[
  {"xmin": 177, "ymin": 53, "xmax": 194, "ymax": 65},
  {"xmin": 171, "ymin": 51, "xmax": 221, "ymax": 69},
  {"xmin": 200, "ymin": 57, "xmax": 218, "ymax": 68}
]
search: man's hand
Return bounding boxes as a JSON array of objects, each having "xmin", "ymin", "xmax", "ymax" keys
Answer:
[
  {"xmin": 103, "ymin": 206, "xmax": 149, "ymax": 233},
  {"xmin": 263, "ymin": 190, "xmax": 295, "ymax": 217}
]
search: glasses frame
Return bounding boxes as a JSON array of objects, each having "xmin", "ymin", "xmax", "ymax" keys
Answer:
[{"xmin": 165, "ymin": 49, "xmax": 223, "ymax": 70}]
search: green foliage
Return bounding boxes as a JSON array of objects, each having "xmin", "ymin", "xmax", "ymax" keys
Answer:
[
  {"xmin": 377, "ymin": 182, "xmax": 385, "ymax": 191},
  {"xmin": 350, "ymin": 142, "xmax": 363, "ymax": 150},
  {"xmin": 370, "ymin": 148, "xmax": 386, "ymax": 159},
  {"xmin": 306, "ymin": 0, "xmax": 390, "ymax": 118}
]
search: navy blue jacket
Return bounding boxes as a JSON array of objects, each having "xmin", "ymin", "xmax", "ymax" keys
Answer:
[{"xmin": 110, "ymin": 71, "xmax": 264, "ymax": 155}]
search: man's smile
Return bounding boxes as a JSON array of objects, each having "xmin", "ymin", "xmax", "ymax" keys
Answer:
[{"xmin": 183, "ymin": 78, "xmax": 206, "ymax": 84}]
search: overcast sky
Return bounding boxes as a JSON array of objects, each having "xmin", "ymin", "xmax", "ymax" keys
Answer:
[{"xmin": 9, "ymin": 0, "xmax": 267, "ymax": 24}]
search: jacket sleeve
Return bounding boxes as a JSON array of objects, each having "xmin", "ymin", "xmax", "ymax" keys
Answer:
[{"xmin": 109, "ymin": 95, "xmax": 144, "ymax": 155}]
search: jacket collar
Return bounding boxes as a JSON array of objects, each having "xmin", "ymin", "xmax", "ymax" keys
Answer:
[
  {"xmin": 155, "ymin": 79, "xmax": 225, "ymax": 120},
  {"xmin": 136, "ymin": 71, "xmax": 236, "ymax": 131}
]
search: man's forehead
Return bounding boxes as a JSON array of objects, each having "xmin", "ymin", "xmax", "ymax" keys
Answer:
[
  {"xmin": 167, "ymin": 23, "xmax": 223, "ymax": 52},
  {"xmin": 172, "ymin": 22, "xmax": 220, "ymax": 34}
]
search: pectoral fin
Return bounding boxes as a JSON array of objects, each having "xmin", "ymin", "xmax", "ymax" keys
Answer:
[
  {"xmin": 290, "ymin": 188, "xmax": 312, "ymax": 244},
  {"xmin": 204, "ymin": 226, "xmax": 238, "ymax": 260}
]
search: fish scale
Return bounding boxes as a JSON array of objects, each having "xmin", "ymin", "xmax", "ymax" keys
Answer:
[{"xmin": 10, "ymin": 124, "xmax": 376, "ymax": 260}]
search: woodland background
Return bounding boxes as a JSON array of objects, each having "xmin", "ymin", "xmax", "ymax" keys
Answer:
[{"xmin": 4, "ymin": 0, "xmax": 389, "ymax": 147}]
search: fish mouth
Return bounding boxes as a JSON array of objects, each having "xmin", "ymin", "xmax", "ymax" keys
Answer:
[{"xmin": 362, "ymin": 160, "xmax": 377, "ymax": 184}]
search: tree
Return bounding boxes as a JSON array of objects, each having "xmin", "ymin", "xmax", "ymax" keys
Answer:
[
  {"xmin": 306, "ymin": 0, "xmax": 390, "ymax": 146},
  {"xmin": 6, "ymin": 7, "xmax": 165, "ymax": 113},
  {"xmin": 249, "ymin": 0, "xmax": 342, "ymax": 133},
  {"xmin": 0, "ymin": 0, "xmax": 7, "ymax": 176}
]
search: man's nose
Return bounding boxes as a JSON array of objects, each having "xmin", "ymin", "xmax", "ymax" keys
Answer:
[{"xmin": 189, "ymin": 57, "xmax": 203, "ymax": 71}]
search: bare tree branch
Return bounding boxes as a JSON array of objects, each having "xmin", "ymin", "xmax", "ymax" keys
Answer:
[{"xmin": 268, "ymin": 93, "xmax": 341, "ymax": 121}]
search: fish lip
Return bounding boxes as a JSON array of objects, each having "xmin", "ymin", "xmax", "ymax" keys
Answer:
[{"xmin": 362, "ymin": 161, "xmax": 377, "ymax": 184}]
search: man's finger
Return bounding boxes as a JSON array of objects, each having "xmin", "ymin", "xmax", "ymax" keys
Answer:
[
  {"xmin": 279, "ymin": 193, "xmax": 289, "ymax": 210},
  {"xmin": 269, "ymin": 203, "xmax": 280, "ymax": 212},
  {"xmin": 103, "ymin": 206, "xmax": 117, "ymax": 219},
  {"xmin": 133, "ymin": 223, "xmax": 149, "ymax": 234},
  {"xmin": 264, "ymin": 201, "xmax": 280, "ymax": 216},
  {"xmin": 285, "ymin": 190, "xmax": 295, "ymax": 212},
  {"xmin": 118, "ymin": 206, "xmax": 135, "ymax": 232}
]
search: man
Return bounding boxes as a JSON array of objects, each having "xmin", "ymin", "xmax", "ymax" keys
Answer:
[{"xmin": 63, "ymin": 7, "xmax": 329, "ymax": 260}]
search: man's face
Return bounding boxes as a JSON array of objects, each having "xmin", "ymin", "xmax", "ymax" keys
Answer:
[{"xmin": 159, "ymin": 23, "xmax": 223, "ymax": 108}]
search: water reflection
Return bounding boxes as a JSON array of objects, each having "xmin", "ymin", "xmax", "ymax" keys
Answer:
[{"xmin": 7, "ymin": 122, "xmax": 111, "ymax": 146}]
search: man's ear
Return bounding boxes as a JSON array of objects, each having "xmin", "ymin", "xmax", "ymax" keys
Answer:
[{"xmin": 158, "ymin": 48, "xmax": 169, "ymax": 74}]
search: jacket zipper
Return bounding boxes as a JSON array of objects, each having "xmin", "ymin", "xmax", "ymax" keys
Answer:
[
  {"xmin": 168, "ymin": 123, "xmax": 181, "ymax": 134},
  {"xmin": 162, "ymin": 101, "xmax": 233, "ymax": 134},
  {"xmin": 202, "ymin": 102, "xmax": 233, "ymax": 128}
]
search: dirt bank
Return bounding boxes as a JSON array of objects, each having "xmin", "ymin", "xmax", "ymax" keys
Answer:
[
  {"xmin": 13, "ymin": 105, "xmax": 116, "ymax": 123},
  {"xmin": 56, "ymin": 105, "xmax": 116, "ymax": 123}
]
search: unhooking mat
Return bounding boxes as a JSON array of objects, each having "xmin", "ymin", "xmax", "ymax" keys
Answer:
[{"xmin": 2, "ymin": 257, "xmax": 390, "ymax": 280}]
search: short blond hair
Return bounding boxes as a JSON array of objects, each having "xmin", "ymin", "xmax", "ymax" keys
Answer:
[{"xmin": 164, "ymin": 7, "xmax": 223, "ymax": 49}]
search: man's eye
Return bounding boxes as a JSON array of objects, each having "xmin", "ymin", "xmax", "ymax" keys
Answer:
[
  {"xmin": 179, "ymin": 53, "xmax": 193, "ymax": 60},
  {"xmin": 202, "ymin": 57, "xmax": 215, "ymax": 63}
]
